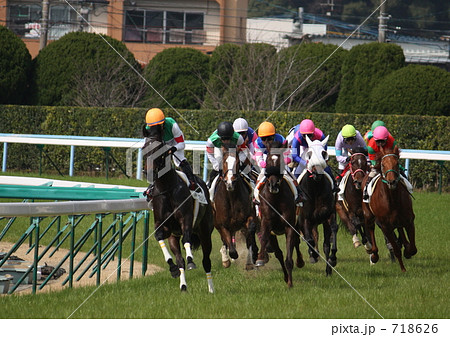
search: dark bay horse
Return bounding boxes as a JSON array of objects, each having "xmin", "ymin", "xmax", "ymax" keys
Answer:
[
  {"xmin": 213, "ymin": 145, "xmax": 259, "ymax": 270},
  {"xmin": 296, "ymin": 136, "xmax": 338, "ymax": 276},
  {"xmin": 362, "ymin": 145, "xmax": 417, "ymax": 272},
  {"xmin": 255, "ymin": 141, "xmax": 300, "ymax": 288},
  {"xmin": 143, "ymin": 126, "xmax": 215, "ymax": 292},
  {"xmin": 336, "ymin": 149, "xmax": 371, "ymax": 250}
]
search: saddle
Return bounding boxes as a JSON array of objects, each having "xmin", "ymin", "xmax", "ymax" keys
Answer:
[{"xmin": 176, "ymin": 171, "xmax": 208, "ymax": 204}]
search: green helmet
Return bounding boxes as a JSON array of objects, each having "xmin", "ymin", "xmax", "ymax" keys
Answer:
[
  {"xmin": 341, "ymin": 124, "xmax": 356, "ymax": 138},
  {"xmin": 371, "ymin": 120, "xmax": 385, "ymax": 131}
]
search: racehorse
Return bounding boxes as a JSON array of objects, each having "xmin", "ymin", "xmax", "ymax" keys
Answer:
[
  {"xmin": 142, "ymin": 126, "xmax": 215, "ymax": 292},
  {"xmin": 296, "ymin": 135, "xmax": 338, "ymax": 276},
  {"xmin": 213, "ymin": 145, "xmax": 259, "ymax": 270},
  {"xmin": 362, "ymin": 145, "xmax": 417, "ymax": 272},
  {"xmin": 336, "ymin": 149, "xmax": 371, "ymax": 250},
  {"xmin": 255, "ymin": 141, "xmax": 300, "ymax": 287}
]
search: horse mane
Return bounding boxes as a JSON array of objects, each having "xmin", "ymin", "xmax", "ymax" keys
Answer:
[{"xmin": 351, "ymin": 147, "xmax": 368, "ymax": 156}]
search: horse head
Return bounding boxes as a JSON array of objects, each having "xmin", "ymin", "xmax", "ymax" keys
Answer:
[
  {"xmin": 221, "ymin": 144, "xmax": 239, "ymax": 191},
  {"xmin": 305, "ymin": 135, "xmax": 329, "ymax": 179},
  {"xmin": 379, "ymin": 145, "xmax": 401, "ymax": 190},
  {"xmin": 265, "ymin": 141, "xmax": 286, "ymax": 194},
  {"xmin": 142, "ymin": 124, "xmax": 171, "ymax": 183},
  {"xmin": 349, "ymin": 147, "xmax": 369, "ymax": 190}
]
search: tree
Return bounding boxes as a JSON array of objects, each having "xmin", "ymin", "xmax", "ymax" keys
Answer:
[
  {"xmin": 33, "ymin": 32, "xmax": 143, "ymax": 107},
  {"xmin": 369, "ymin": 65, "xmax": 450, "ymax": 116},
  {"xmin": 0, "ymin": 25, "xmax": 32, "ymax": 104},
  {"xmin": 335, "ymin": 42, "xmax": 405, "ymax": 114},
  {"xmin": 142, "ymin": 47, "xmax": 210, "ymax": 109},
  {"xmin": 203, "ymin": 43, "xmax": 241, "ymax": 110},
  {"xmin": 277, "ymin": 42, "xmax": 348, "ymax": 112}
]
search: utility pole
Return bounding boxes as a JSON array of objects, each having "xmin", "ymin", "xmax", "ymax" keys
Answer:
[
  {"xmin": 378, "ymin": 0, "xmax": 388, "ymax": 43},
  {"xmin": 39, "ymin": 0, "xmax": 49, "ymax": 50}
]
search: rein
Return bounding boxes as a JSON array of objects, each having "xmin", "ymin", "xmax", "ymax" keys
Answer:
[{"xmin": 349, "ymin": 153, "xmax": 367, "ymax": 180}]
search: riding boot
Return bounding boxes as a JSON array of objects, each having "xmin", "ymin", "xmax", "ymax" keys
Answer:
[
  {"xmin": 207, "ymin": 169, "xmax": 220, "ymax": 188},
  {"xmin": 363, "ymin": 176, "xmax": 373, "ymax": 200},
  {"xmin": 179, "ymin": 160, "xmax": 198, "ymax": 191}
]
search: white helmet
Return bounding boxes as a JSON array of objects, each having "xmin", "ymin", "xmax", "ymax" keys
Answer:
[{"xmin": 233, "ymin": 118, "xmax": 249, "ymax": 133}]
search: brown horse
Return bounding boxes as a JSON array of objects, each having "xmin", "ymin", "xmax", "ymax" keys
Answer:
[
  {"xmin": 213, "ymin": 144, "xmax": 259, "ymax": 270},
  {"xmin": 143, "ymin": 125, "xmax": 215, "ymax": 292},
  {"xmin": 362, "ymin": 145, "xmax": 417, "ymax": 272},
  {"xmin": 336, "ymin": 149, "xmax": 371, "ymax": 250},
  {"xmin": 255, "ymin": 141, "xmax": 300, "ymax": 287}
]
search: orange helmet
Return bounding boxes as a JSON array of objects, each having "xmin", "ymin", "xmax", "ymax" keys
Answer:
[
  {"xmin": 145, "ymin": 108, "xmax": 165, "ymax": 126},
  {"xmin": 258, "ymin": 121, "xmax": 276, "ymax": 137}
]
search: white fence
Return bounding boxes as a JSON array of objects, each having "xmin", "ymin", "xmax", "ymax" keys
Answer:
[{"xmin": 1, "ymin": 133, "xmax": 449, "ymax": 181}]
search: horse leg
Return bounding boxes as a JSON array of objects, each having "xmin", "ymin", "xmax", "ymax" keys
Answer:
[
  {"xmin": 255, "ymin": 219, "xmax": 270, "ymax": 267},
  {"xmin": 294, "ymin": 233, "xmax": 305, "ymax": 268},
  {"xmin": 180, "ymin": 217, "xmax": 196, "ymax": 270},
  {"xmin": 155, "ymin": 223, "xmax": 180, "ymax": 278},
  {"xmin": 303, "ymin": 220, "xmax": 319, "ymax": 264},
  {"xmin": 245, "ymin": 216, "xmax": 259, "ymax": 270},
  {"xmin": 270, "ymin": 235, "xmax": 289, "ymax": 286},
  {"xmin": 384, "ymin": 234, "xmax": 396, "ymax": 263},
  {"xmin": 322, "ymin": 221, "xmax": 332, "ymax": 276},
  {"xmin": 199, "ymin": 228, "xmax": 214, "ymax": 294},
  {"xmin": 366, "ymin": 219, "xmax": 379, "ymax": 265},
  {"xmin": 337, "ymin": 202, "xmax": 359, "ymax": 248},
  {"xmin": 168, "ymin": 235, "xmax": 188, "ymax": 291},
  {"xmin": 284, "ymin": 228, "xmax": 296, "ymax": 288},
  {"xmin": 329, "ymin": 214, "xmax": 338, "ymax": 268},
  {"xmin": 383, "ymin": 228, "xmax": 406, "ymax": 272},
  {"xmin": 403, "ymin": 221, "xmax": 417, "ymax": 259},
  {"xmin": 217, "ymin": 226, "xmax": 233, "ymax": 267}
]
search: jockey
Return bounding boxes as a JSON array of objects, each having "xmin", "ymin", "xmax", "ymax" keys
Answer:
[
  {"xmin": 291, "ymin": 119, "xmax": 339, "ymax": 192},
  {"xmin": 364, "ymin": 120, "xmax": 385, "ymax": 144},
  {"xmin": 254, "ymin": 121, "xmax": 303, "ymax": 204},
  {"xmin": 233, "ymin": 117, "xmax": 258, "ymax": 169},
  {"xmin": 363, "ymin": 125, "xmax": 398, "ymax": 200},
  {"xmin": 206, "ymin": 121, "xmax": 245, "ymax": 187},
  {"xmin": 143, "ymin": 108, "xmax": 198, "ymax": 200},
  {"xmin": 335, "ymin": 124, "xmax": 368, "ymax": 177}
]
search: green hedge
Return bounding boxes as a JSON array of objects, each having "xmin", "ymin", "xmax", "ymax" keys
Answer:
[{"xmin": 0, "ymin": 105, "xmax": 448, "ymax": 189}]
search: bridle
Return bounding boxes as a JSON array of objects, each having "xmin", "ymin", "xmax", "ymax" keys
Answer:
[{"xmin": 380, "ymin": 153, "xmax": 400, "ymax": 188}]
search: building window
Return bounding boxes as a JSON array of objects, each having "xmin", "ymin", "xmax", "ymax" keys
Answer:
[
  {"xmin": 123, "ymin": 10, "xmax": 204, "ymax": 45},
  {"xmin": 9, "ymin": 3, "xmax": 77, "ymax": 39}
]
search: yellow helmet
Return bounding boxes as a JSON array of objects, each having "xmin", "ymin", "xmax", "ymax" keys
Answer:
[
  {"xmin": 145, "ymin": 108, "xmax": 165, "ymax": 126},
  {"xmin": 258, "ymin": 121, "xmax": 276, "ymax": 137}
]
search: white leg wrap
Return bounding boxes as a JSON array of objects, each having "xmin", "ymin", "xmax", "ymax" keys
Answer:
[
  {"xmin": 159, "ymin": 240, "xmax": 172, "ymax": 262},
  {"xmin": 219, "ymin": 244, "xmax": 229, "ymax": 262},
  {"xmin": 184, "ymin": 242, "xmax": 193, "ymax": 259},
  {"xmin": 179, "ymin": 268, "xmax": 187, "ymax": 289},
  {"xmin": 206, "ymin": 272, "xmax": 214, "ymax": 293}
]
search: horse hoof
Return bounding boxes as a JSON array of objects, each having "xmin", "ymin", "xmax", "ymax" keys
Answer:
[
  {"xmin": 222, "ymin": 260, "xmax": 231, "ymax": 268},
  {"xmin": 329, "ymin": 258, "xmax": 337, "ymax": 267},
  {"xmin": 170, "ymin": 265, "xmax": 180, "ymax": 278},
  {"xmin": 245, "ymin": 263, "xmax": 255, "ymax": 271},
  {"xmin": 309, "ymin": 256, "xmax": 318, "ymax": 264},
  {"xmin": 180, "ymin": 285, "xmax": 187, "ymax": 292},
  {"xmin": 296, "ymin": 259, "xmax": 305, "ymax": 269},
  {"xmin": 187, "ymin": 262, "xmax": 197, "ymax": 270},
  {"xmin": 354, "ymin": 241, "xmax": 362, "ymax": 248},
  {"xmin": 255, "ymin": 259, "xmax": 265, "ymax": 267},
  {"xmin": 364, "ymin": 242, "xmax": 372, "ymax": 252},
  {"xmin": 229, "ymin": 251, "xmax": 238, "ymax": 260}
]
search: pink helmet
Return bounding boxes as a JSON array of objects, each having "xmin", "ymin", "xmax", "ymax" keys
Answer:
[
  {"xmin": 299, "ymin": 119, "xmax": 315, "ymax": 134},
  {"xmin": 373, "ymin": 126, "xmax": 389, "ymax": 141}
]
